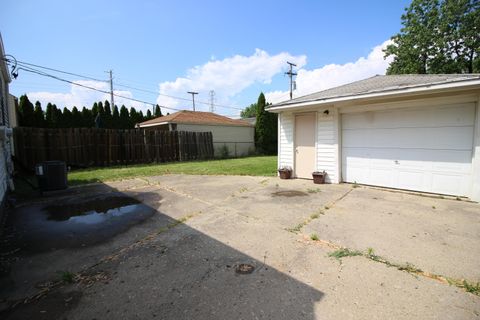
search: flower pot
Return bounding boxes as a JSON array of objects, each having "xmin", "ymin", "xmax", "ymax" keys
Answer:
[
  {"xmin": 312, "ymin": 171, "xmax": 326, "ymax": 184},
  {"xmin": 278, "ymin": 169, "xmax": 292, "ymax": 179}
]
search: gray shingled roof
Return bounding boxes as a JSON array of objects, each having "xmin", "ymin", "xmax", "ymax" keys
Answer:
[{"xmin": 271, "ymin": 74, "xmax": 480, "ymax": 107}]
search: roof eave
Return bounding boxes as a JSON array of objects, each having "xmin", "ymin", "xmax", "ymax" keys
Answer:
[{"xmin": 267, "ymin": 79, "xmax": 480, "ymax": 112}]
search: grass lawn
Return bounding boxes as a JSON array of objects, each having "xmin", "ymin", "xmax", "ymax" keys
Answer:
[{"xmin": 68, "ymin": 156, "xmax": 277, "ymax": 186}]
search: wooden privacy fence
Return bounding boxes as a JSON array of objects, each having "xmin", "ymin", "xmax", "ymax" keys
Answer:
[{"xmin": 13, "ymin": 127, "xmax": 214, "ymax": 170}]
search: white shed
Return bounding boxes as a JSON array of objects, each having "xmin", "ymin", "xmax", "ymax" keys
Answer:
[
  {"xmin": 269, "ymin": 74, "xmax": 480, "ymax": 202},
  {"xmin": 138, "ymin": 110, "xmax": 255, "ymax": 157}
]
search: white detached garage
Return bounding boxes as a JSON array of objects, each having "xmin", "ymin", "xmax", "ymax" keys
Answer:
[{"xmin": 269, "ymin": 74, "xmax": 480, "ymax": 201}]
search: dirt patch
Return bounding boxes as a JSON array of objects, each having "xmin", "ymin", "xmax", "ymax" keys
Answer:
[{"xmin": 272, "ymin": 190, "xmax": 309, "ymax": 197}]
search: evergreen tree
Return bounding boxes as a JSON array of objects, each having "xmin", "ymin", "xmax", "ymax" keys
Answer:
[
  {"xmin": 71, "ymin": 107, "xmax": 82, "ymax": 127},
  {"xmin": 154, "ymin": 104, "xmax": 163, "ymax": 117},
  {"xmin": 92, "ymin": 102, "xmax": 99, "ymax": 117},
  {"xmin": 112, "ymin": 105, "xmax": 120, "ymax": 128},
  {"xmin": 119, "ymin": 105, "xmax": 130, "ymax": 128},
  {"xmin": 104, "ymin": 100, "xmax": 112, "ymax": 128},
  {"xmin": 33, "ymin": 101, "xmax": 45, "ymax": 127},
  {"xmin": 129, "ymin": 107, "xmax": 139, "ymax": 128},
  {"xmin": 45, "ymin": 103, "xmax": 55, "ymax": 128},
  {"xmin": 62, "ymin": 107, "xmax": 73, "ymax": 127},
  {"xmin": 254, "ymin": 92, "xmax": 277, "ymax": 155},
  {"xmin": 81, "ymin": 107, "xmax": 93, "ymax": 127},
  {"xmin": 146, "ymin": 110, "xmax": 152, "ymax": 119},
  {"xmin": 17, "ymin": 95, "xmax": 35, "ymax": 127}
]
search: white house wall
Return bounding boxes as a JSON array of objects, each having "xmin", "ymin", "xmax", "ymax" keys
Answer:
[
  {"xmin": 176, "ymin": 123, "xmax": 254, "ymax": 157},
  {"xmin": 278, "ymin": 113, "xmax": 294, "ymax": 169}
]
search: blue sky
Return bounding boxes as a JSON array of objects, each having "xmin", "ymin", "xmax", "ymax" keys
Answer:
[{"xmin": 1, "ymin": 0, "xmax": 410, "ymax": 116}]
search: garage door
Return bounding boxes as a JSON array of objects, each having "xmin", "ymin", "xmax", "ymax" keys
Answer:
[{"xmin": 341, "ymin": 103, "xmax": 475, "ymax": 196}]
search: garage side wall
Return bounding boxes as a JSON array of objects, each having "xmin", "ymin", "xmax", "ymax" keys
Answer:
[
  {"xmin": 472, "ymin": 97, "xmax": 480, "ymax": 202},
  {"xmin": 316, "ymin": 109, "xmax": 339, "ymax": 183},
  {"xmin": 278, "ymin": 112, "xmax": 294, "ymax": 169},
  {"xmin": 176, "ymin": 124, "xmax": 254, "ymax": 157}
]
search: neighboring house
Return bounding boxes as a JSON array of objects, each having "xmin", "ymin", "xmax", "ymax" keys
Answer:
[
  {"xmin": 0, "ymin": 33, "xmax": 13, "ymax": 223},
  {"xmin": 269, "ymin": 74, "xmax": 480, "ymax": 202},
  {"xmin": 138, "ymin": 110, "xmax": 255, "ymax": 157}
]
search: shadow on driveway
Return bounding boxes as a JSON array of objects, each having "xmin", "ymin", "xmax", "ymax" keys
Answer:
[{"xmin": 0, "ymin": 182, "xmax": 324, "ymax": 319}]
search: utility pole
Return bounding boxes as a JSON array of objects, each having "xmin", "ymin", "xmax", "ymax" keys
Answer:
[
  {"xmin": 209, "ymin": 90, "xmax": 215, "ymax": 113},
  {"xmin": 187, "ymin": 91, "xmax": 198, "ymax": 111},
  {"xmin": 285, "ymin": 62, "xmax": 297, "ymax": 100},
  {"xmin": 108, "ymin": 70, "xmax": 114, "ymax": 108}
]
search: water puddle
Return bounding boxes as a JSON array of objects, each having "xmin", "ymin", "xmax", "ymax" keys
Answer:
[
  {"xmin": 271, "ymin": 190, "xmax": 309, "ymax": 197},
  {"xmin": 45, "ymin": 196, "xmax": 141, "ymax": 222}
]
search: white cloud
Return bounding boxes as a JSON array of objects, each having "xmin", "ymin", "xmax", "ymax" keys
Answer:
[
  {"xmin": 156, "ymin": 49, "xmax": 307, "ymax": 113},
  {"xmin": 265, "ymin": 40, "xmax": 393, "ymax": 104},
  {"xmin": 27, "ymin": 80, "xmax": 149, "ymax": 112}
]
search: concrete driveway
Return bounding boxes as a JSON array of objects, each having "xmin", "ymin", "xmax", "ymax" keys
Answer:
[{"xmin": 1, "ymin": 175, "xmax": 479, "ymax": 319}]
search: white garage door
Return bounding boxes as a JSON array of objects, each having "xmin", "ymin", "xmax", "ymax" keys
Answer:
[{"xmin": 342, "ymin": 103, "xmax": 475, "ymax": 196}]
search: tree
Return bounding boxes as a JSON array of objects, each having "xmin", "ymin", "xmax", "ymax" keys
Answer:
[
  {"xmin": 104, "ymin": 100, "xmax": 112, "ymax": 128},
  {"xmin": 154, "ymin": 104, "xmax": 163, "ymax": 117},
  {"xmin": 119, "ymin": 105, "xmax": 130, "ymax": 128},
  {"xmin": 112, "ymin": 105, "xmax": 120, "ymax": 128},
  {"xmin": 71, "ymin": 107, "xmax": 82, "ymax": 127},
  {"xmin": 146, "ymin": 110, "xmax": 152, "ymax": 119},
  {"xmin": 254, "ymin": 92, "xmax": 277, "ymax": 155},
  {"xmin": 241, "ymin": 103, "xmax": 257, "ymax": 118},
  {"xmin": 384, "ymin": 0, "xmax": 480, "ymax": 74},
  {"xmin": 17, "ymin": 95, "xmax": 35, "ymax": 127},
  {"xmin": 62, "ymin": 107, "xmax": 73, "ymax": 127},
  {"xmin": 81, "ymin": 107, "xmax": 94, "ymax": 127},
  {"xmin": 33, "ymin": 101, "xmax": 45, "ymax": 127}
]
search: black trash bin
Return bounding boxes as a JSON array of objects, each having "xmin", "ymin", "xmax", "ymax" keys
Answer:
[{"xmin": 35, "ymin": 161, "xmax": 68, "ymax": 192}]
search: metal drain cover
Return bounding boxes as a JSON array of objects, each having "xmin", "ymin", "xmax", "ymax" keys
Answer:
[{"xmin": 235, "ymin": 263, "xmax": 255, "ymax": 274}]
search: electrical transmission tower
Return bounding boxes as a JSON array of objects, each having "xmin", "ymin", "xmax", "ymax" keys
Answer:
[
  {"xmin": 285, "ymin": 62, "xmax": 297, "ymax": 100},
  {"xmin": 209, "ymin": 90, "xmax": 216, "ymax": 113}
]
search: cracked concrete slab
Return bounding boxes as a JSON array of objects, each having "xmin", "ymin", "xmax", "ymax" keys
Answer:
[{"xmin": 1, "ymin": 175, "xmax": 479, "ymax": 319}]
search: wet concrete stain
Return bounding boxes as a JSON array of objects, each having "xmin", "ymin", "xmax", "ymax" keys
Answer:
[
  {"xmin": 45, "ymin": 196, "xmax": 141, "ymax": 221},
  {"xmin": 271, "ymin": 190, "xmax": 309, "ymax": 197},
  {"xmin": 4, "ymin": 192, "xmax": 157, "ymax": 253}
]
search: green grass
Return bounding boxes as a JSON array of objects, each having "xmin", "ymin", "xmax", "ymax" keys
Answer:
[
  {"xmin": 67, "ymin": 156, "xmax": 277, "ymax": 186},
  {"xmin": 310, "ymin": 233, "xmax": 319, "ymax": 241}
]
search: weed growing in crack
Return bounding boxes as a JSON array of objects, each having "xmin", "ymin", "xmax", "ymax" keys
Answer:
[
  {"xmin": 60, "ymin": 271, "xmax": 75, "ymax": 284},
  {"xmin": 310, "ymin": 212, "xmax": 320, "ymax": 219},
  {"xmin": 328, "ymin": 248, "xmax": 362, "ymax": 260},
  {"xmin": 286, "ymin": 222, "xmax": 306, "ymax": 233},
  {"xmin": 307, "ymin": 188, "xmax": 321, "ymax": 194},
  {"xmin": 397, "ymin": 262, "xmax": 423, "ymax": 273}
]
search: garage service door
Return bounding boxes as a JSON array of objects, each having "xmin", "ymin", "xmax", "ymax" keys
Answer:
[{"xmin": 341, "ymin": 103, "xmax": 475, "ymax": 196}]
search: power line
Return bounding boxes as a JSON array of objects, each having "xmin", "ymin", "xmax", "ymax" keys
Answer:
[
  {"xmin": 114, "ymin": 82, "xmax": 244, "ymax": 110},
  {"xmin": 3, "ymin": 56, "xmax": 248, "ymax": 114},
  {"xmin": 8, "ymin": 62, "xmax": 185, "ymax": 113},
  {"xmin": 8, "ymin": 58, "xmax": 107, "ymax": 82}
]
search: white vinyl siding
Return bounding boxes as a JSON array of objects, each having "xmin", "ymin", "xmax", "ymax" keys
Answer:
[
  {"xmin": 342, "ymin": 103, "xmax": 475, "ymax": 196},
  {"xmin": 316, "ymin": 111, "xmax": 337, "ymax": 183},
  {"xmin": 279, "ymin": 113, "xmax": 294, "ymax": 168}
]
